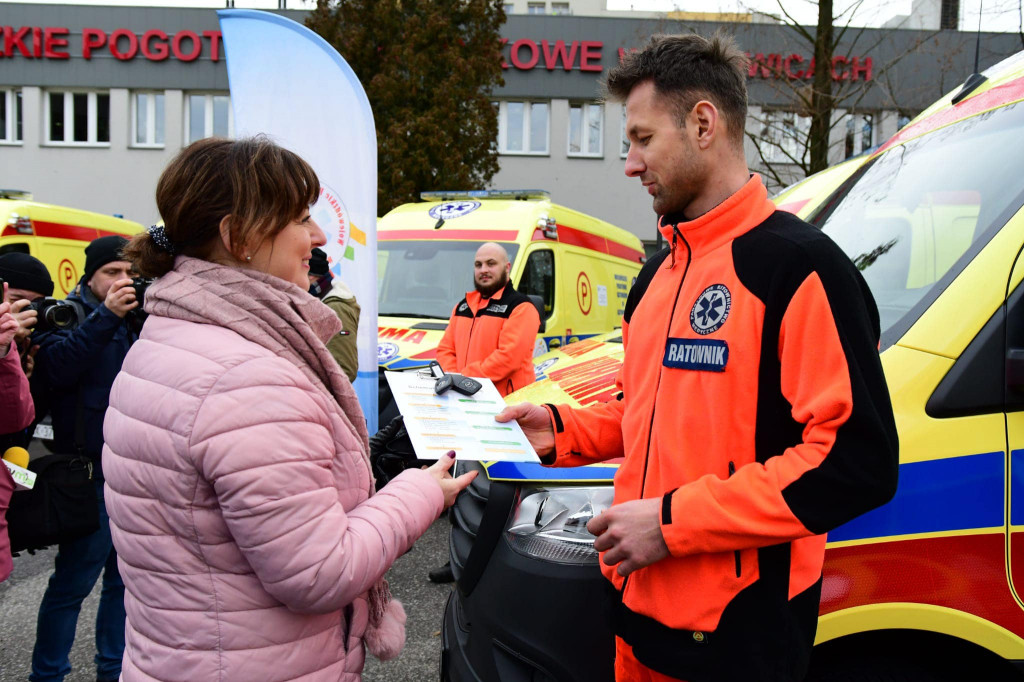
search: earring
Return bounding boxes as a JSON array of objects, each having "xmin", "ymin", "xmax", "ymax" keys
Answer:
[{"xmin": 245, "ymin": 254, "xmax": 252, "ymax": 262}]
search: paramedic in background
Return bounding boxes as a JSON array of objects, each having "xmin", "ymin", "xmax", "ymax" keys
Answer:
[
  {"xmin": 430, "ymin": 241, "xmax": 540, "ymax": 584},
  {"xmin": 496, "ymin": 32, "xmax": 898, "ymax": 681},
  {"xmin": 436, "ymin": 241, "xmax": 540, "ymax": 397}
]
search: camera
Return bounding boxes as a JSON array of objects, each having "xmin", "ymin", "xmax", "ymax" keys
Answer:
[
  {"xmin": 130, "ymin": 276, "xmax": 152, "ymax": 311},
  {"xmin": 124, "ymin": 276, "xmax": 153, "ymax": 335},
  {"xmin": 29, "ymin": 298, "xmax": 82, "ymax": 332}
]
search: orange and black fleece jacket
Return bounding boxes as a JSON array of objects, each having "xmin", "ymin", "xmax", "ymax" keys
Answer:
[
  {"xmin": 437, "ymin": 283, "xmax": 540, "ymax": 397},
  {"xmin": 543, "ymin": 176, "xmax": 899, "ymax": 681}
]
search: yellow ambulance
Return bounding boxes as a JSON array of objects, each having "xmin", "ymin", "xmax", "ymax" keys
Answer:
[
  {"xmin": 376, "ymin": 189, "xmax": 645, "ymax": 375},
  {"xmin": 0, "ymin": 190, "xmax": 144, "ymax": 297}
]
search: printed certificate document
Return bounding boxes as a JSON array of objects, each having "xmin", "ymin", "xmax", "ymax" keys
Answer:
[{"xmin": 384, "ymin": 370, "xmax": 541, "ymax": 462}]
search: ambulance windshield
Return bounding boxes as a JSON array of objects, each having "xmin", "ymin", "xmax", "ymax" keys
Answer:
[
  {"xmin": 378, "ymin": 240, "xmax": 520, "ymax": 320},
  {"xmin": 810, "ymin": 98, "xmax": 1024, "ymax": 346}
]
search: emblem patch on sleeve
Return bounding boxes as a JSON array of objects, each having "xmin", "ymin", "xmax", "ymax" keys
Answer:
[
  {"xmin": 690, "ymin": 284, "xmax": 732, "ymax": 335},
  {"xmin": 663, "ymin": 338, "xmax": 729, "ymax": 372}
]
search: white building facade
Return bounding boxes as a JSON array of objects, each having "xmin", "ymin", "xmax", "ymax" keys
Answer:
[{"xmin": 2, "ymin": 2, "xmax": 1019, "ymax": 246}]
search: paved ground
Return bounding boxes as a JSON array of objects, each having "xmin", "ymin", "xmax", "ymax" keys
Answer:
[{"xmin": 0, "ymin": 516, "xmax": 453, "ymax": 681}]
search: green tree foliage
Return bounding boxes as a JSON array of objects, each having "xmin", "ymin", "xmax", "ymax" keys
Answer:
[{"xmin": 307, "ymin": 0, "xmax": 505, "ymax": 215}]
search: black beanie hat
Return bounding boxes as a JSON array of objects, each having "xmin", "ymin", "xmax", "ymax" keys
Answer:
[
  {"xmin": 309, "ymin": 248, "xmax": 331, "ymax": 277},
  {"xmin": 84, "ymin": 235, "xmax": 129, "ymax": 283},
  {"xmin": 0, "ymin": 252, "xmax": 54, "ymax": 297}
]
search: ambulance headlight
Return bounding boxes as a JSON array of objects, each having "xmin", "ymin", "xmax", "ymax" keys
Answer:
[{"xmin": 506, "ymin": 486, "xmax": 614, "ymax": 565}]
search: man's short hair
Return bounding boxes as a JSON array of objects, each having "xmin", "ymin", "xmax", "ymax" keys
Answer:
[{"xmin": 605, "ymin": 32, "xmax": 750, "ymax": 146}]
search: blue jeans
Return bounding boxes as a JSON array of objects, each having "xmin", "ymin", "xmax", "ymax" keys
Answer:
[{"xmin": 30, "ymin": 479, "xmax": 125, "ymax": 682}]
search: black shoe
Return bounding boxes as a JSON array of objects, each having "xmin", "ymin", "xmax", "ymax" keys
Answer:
[{"xmin": 428, "ymin": 561, "xmax": 454, "ymax": 584}]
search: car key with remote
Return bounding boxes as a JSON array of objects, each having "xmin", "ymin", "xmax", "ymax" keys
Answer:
[{"xmin": 450, "ymin": 375, "xmax": 482, "ymax": 396}]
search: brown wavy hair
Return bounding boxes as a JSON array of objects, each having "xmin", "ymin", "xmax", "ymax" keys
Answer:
[
  {"xmin": 605, "ymin": 32, "xmax": 749, "ymax": 147},
  {"xmin": 124, "ymin": 136, "xmax": 320, "ymax": 277}
]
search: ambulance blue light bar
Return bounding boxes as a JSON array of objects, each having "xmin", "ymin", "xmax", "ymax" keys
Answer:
[{"xmin": 420, "ymin": 189, "xmax": 550, "ymax": 201}]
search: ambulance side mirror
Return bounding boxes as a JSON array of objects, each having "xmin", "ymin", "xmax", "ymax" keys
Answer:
[{"xmin": 527, "ymin": 294, "xmax": 547, "ymax": 334}]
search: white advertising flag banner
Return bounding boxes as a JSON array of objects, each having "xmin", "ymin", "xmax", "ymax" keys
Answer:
[{"xmin": 218, "ymin": 9, "xmax": 379, "ymax": 432}]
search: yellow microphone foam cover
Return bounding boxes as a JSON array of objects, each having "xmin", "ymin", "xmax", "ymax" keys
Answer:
[{"xmin": 2, "ymin": 447, "xmax": 30, "ymax": 469}]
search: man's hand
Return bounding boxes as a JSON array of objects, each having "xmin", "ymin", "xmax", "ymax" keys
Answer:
[
  {"xmin": 104, "ymin": 278, "xmax": 138, "ymax": 318},
  {"xmin": 495, "ymin": 402, "xmax": 555, "ymax": 457},
  {"xmin": 22, "ymin": 344, "xmax": 38, "ymax": 379},
  {"xmin": 11, "ymin": 299, "xmax": 38, "ymax": 342},
  {"xmin": 588, "ymin": 497, "xmax": 670, "ymax": 577}
]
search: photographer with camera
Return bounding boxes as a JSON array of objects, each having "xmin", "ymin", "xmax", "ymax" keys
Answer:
[
  {"xmin": 28, "ymin": 235, "xmax": 137, "ymax": 682},
  {"xmin": 0, "ymin": 254, "xmax": 55, "ymax": 451},
  {"xmin": 0, "ymin": 252, "xmax": 58, "ymax": 381}
]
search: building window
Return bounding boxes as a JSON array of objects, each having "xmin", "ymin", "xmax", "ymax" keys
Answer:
[
  {"xmin": 844, "ymin": 112, "xmax": 875, "ymax": 159},
  {"xmin": 551, "ymin": 2, "xmax": 571, "ymax": 14},
  {"xmin": 897, "ymin": 113, "xmax": 912, "ymax": 130},
  {"xmin": 497, "ymin": 101, "xmax": 549, "ymax": 155},
  {"xmin": 46, "ymin": 91, "xmax": 110, "ymax": 145},
  {"xmin": 758, "ymin": 109, "xmax": 809, "ymax": 164},
  {"xmin": 132, "ymin": 92, "xmax": 165, "ymax": 147},
  {"xmin": 0, "ymin": 89, "xmax": 22, "ymax": 143},
  {"xmin": 620, "ymin": 107, "xmax": 629, "ymax": 158},
  {"xmin": 502, "ymin": 2, "xmax": 514, "ymax": 13},
  {"xmin": 861, "ymin": 113, "xmax": 874, "ymax": 153},
  {"xmin": 568, "ymin": 102, "xmax": 602, "ymax": 157},
  {"xmin": 527, "ymin": 2, "xmax": 546, "ymax": 14},
  {"xmin": 186, "ymin": 93, "xmax": 233, "ymax": 144}
]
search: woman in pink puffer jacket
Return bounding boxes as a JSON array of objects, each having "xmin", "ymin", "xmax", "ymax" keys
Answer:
[{"xmin": 103, "ymin": 137, "xmax": 476, "ymax": 681}]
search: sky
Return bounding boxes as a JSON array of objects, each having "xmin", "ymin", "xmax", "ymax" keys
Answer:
[{"xmin": 12, "ymin": 0, "xmax": 1024, "ymax": 33}]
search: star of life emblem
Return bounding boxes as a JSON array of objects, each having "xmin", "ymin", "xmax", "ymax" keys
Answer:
[{"xmin": 690, "ymin": 284, "xmax": 732, "ymax": 335}]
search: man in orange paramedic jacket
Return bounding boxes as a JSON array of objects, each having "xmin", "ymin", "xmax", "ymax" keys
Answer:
[
  {"xmin": 497, "ymin": 34, "xmax": 899, "ymax": 682},
  {"xmin": 437, "ymin": 242, "xmax": 540, "ymax": 398}
]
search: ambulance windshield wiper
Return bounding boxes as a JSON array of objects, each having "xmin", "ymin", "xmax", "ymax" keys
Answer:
[{"xmin": 381, "ymin": 312, "xmax": 448, "ymax": 320}]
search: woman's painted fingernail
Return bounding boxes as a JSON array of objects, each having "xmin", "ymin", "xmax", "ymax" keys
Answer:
[{"xmin": 446, "ymin": 450, "xmax": 456, "ymax": 459}]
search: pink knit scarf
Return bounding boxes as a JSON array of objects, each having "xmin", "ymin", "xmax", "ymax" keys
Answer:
[{"xmin": 146, "ymin": 256, "xmax": 392, "ymax": 625}]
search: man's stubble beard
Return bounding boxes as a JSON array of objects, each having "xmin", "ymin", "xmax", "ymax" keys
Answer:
[{"xmin": 475, "ymin": 269, "xmax": 509, "ymax": 298}]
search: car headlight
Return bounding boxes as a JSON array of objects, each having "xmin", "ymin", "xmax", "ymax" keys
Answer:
[{"xmin": 506, "ymin": 486, "xmax": 614, "ymax": 565}]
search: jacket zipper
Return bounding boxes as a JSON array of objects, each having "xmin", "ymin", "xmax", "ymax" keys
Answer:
[
  {"xmin": 729, "ymin": 461, "xmax": 741, "ymax": 578},
  {"xmin": 623, "ymin": 226, "xmax": 692, "ymax": 600}
]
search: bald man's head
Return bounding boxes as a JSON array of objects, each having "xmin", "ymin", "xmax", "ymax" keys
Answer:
[{"xmin": 474, "ymin": 242, "xmax": 511, "ymax": 298}]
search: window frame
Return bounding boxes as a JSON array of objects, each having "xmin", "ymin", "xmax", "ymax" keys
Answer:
[
  {"xmin": 758, "ymin": 108, "xmax": 810, "ymax": 165},
  {"xmin": 0, "ymin": 89, "xmax": 23, "ymax": 145},
  {"xmin": 131, "ymin": 91, "xmax": 166, "ymax": 149},
  {"xmin": 497, "ymin": 100, "xmax": 550, "ymax": 156},
  {"xmin": 517, "ymin": 248, "xmax": 556, "ymax": 320},
  {"xmin": 568, "ymin": 102, "xmax": 604, "ymax": 158},
  {"xmin": 527, "ymin": 1, "xmax": 546, "ymax": 14},
  {"xmin": 184, "ymin": 92, "xmax": 234, "ymax": 145},
  {"xmin": 44, "ymin": 90, "xmax": 110, "ymax": 147}
]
